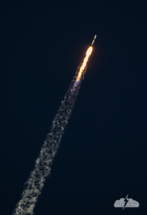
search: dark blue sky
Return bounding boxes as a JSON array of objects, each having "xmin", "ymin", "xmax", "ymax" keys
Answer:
[{"xmin": 1, "ymin": 0, "xmax": 147, "ymax": 214}]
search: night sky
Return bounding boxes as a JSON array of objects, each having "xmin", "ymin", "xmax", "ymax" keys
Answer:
[{"xmin": 1, "ymin": 0, "xmax": 147, "ymax": 214}]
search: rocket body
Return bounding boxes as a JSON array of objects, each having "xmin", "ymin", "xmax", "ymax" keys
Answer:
[{"xmin": 91, "ymin": 35, "xmax": 97, "ymax": 45}]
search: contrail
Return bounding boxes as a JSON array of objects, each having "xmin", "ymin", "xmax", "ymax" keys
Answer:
[{"xmin": 12, "ymin": 37, "xmax": 96, "ymax": 215}]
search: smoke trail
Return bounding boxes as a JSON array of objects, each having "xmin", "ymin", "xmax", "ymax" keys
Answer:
[
  {"xmin": 12, "ymin": 41, "xmax": 94, "ymax": 215},
  {"xmin": 12, "ymin": 65, "xmax": 86, "ymax": 215}
]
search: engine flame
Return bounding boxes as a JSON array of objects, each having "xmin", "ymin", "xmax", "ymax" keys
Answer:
[{"xmin": 76, "ymin": 46, "xmax": 93, "ymax": 81}]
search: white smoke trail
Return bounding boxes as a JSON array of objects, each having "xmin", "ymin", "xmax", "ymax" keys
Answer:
[{"xmin": 12, "ymin": 66, "xmax": 87, "ymax": 215}]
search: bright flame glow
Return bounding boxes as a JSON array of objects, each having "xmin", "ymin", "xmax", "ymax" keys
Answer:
[{"xmin": 76, "ymin": 46, "xmax": 93, "ymax": 81}]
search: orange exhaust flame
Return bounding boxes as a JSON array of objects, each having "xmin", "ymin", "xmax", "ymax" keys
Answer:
[{"xmin": 76, "ymin": 46, "xmax": 93, "ymax": 81}]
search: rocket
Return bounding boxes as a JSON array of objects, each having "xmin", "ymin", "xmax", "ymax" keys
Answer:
[{"xmin": 91, "ymin": 35, "xmax": 97, "ymax": 45}]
